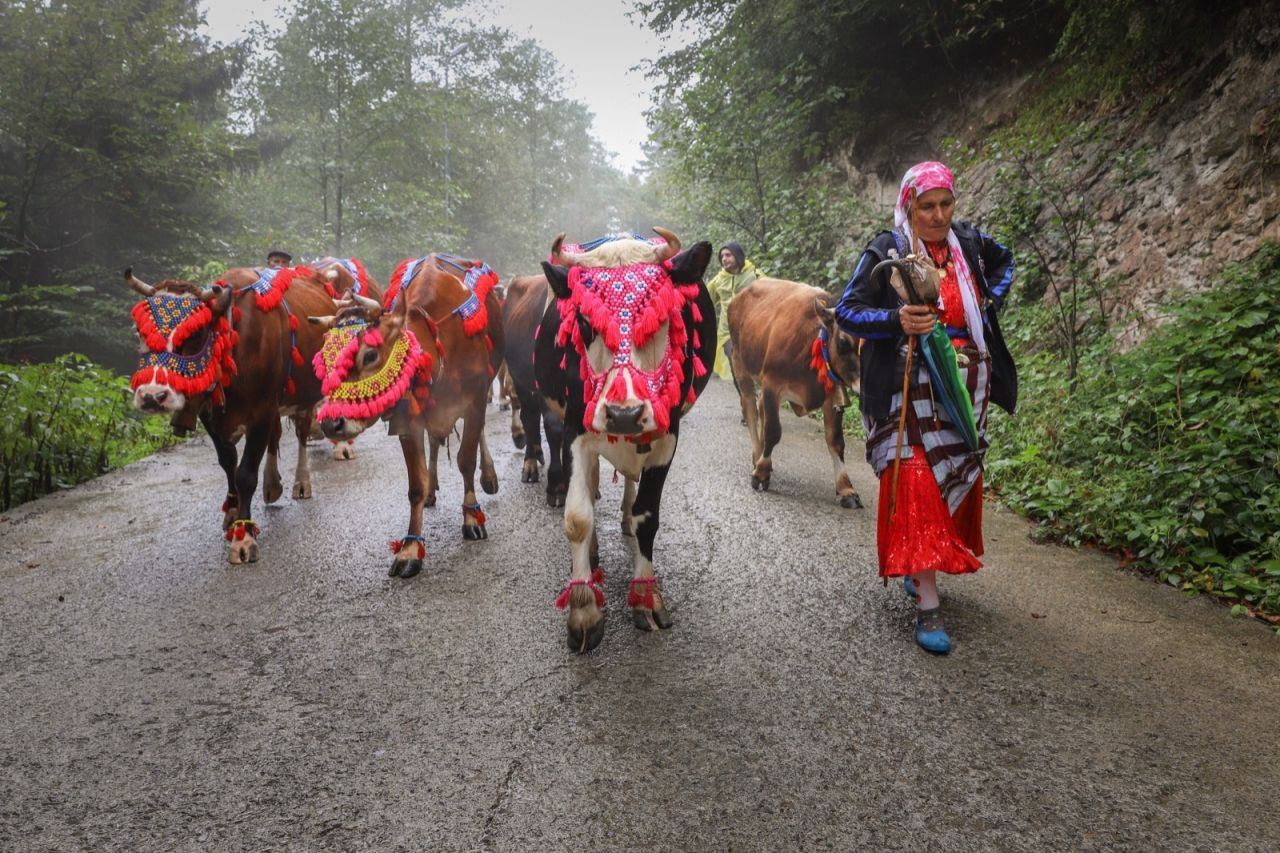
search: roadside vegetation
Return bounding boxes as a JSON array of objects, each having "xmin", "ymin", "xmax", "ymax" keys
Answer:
[{"xmin": 0, "ymin": 355, "xmax": 180, "ymax": 512}]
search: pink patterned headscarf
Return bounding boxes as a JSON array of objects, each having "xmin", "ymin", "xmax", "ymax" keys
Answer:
[{"xmin": 894, "ymin": 161, "xmax": 956, "ymax": 229}]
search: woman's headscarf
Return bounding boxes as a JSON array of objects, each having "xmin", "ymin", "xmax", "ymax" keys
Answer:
[
  {"xmin": 720, "ymin": 242, "xmax": 746, "ymax": 273},
  {"xmin": 892, "ymin": 160, "xmax": 986, "ymax": 354}
]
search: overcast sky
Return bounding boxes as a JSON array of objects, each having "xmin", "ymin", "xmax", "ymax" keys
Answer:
[{"xmin": 200, "ymin": 0, "xmax": 690, "ymax": 173}]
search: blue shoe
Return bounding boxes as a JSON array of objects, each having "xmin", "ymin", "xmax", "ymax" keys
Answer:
[
  {"xmin": 915, "ymin": 607, "xmax": 952, "ymax": 654},
  {"xmin": 902, "ymin": 576, "xmax": 920, "ymax": 603}
]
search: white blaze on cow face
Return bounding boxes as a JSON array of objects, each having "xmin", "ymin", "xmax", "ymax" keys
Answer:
[{"xmin": 132, "ymin": 371, "xmax": 186, "ymax": 414}]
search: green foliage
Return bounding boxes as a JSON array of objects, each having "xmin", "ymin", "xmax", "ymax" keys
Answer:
[
  {"xmin": 0, "ymin": 355, "xmax": 180, "ymax": 511},
  {"xmin": 0, "ymin": 0, "xmax": 240, "ymax": 369},
  {"xmin": 987, "ymin": 244, "xmax": 1280, "ymax": 617}
]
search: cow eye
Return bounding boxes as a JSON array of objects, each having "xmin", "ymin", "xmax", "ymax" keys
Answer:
[
  {"xmin": 361, "ymin": 348, "xmax": 379, "ymax": 366},
  {"xmin": 576, "ymin": 314, "xmax": 595, "ymax": 345}
]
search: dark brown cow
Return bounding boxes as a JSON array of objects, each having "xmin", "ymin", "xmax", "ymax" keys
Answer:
[
  {"xmin": 312, "ymin": 253, "xmax": 504, "ymax": 578},
  {"xmin": 727, "ymin": 278, "xmax": 863, "ymax": 508},
  {"xmin": 500, "ymin": 274, "xmax": 567, "ymax": 502},
  {"xmin": 126, "ymin": 265, "xmax": 336, "ymax": 563}
]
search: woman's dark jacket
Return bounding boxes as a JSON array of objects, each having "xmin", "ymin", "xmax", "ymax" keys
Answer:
[{"xmin": 834, "ymin": 222, "xmax": 1017, "ymax": 420}]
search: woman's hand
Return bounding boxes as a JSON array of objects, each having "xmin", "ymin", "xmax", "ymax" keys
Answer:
[{"xmin": 898, "ymin": 303, "xmax": 937, "ymax": 336}]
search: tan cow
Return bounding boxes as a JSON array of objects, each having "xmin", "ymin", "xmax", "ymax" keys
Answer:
[{"xmin": 727, "ymin": 278, "xmax": 863, "ymax": 508}]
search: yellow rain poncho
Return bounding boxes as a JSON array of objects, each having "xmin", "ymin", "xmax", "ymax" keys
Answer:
[{"xmin": 707, "ymin": 258, "xmax": 762, "ymax": 378}]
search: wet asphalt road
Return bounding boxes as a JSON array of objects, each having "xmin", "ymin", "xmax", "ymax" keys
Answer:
[{"xmin": 2, "ymin": 378, "xmax": 1278, "ymax": 852}]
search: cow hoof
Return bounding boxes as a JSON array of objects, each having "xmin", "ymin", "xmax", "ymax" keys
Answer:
[
  {"xmin": 840, "ymin": 493, "xmax": 864, "ymax": 509},
  {"xmin": 751, "ymin": 475, "xmax": 770, "ymax": 492},
  {"xmin": 424, "ymin": 493, "xmax": 437, "ymax": 508},
  {"xmin": 632, "ymin": 606, "xmax": 674, "ymax": 631},
  {"xmin": 621, "ymin": 519, "xmax": 634, "ymax": 537},
  {"xmin": 228, "ymin": 539, "xmax": 259, "ymax": 565},
  {"xmin": 499, "ymin": 402, "xmax": 511, "ymax": 412},
  {"xmin": 462, "ymin": 523, "xmax": 488, "ymax": 541},
  {"xmin": 333, "ymin": 442, "xmax": 355, "ymax": 461},
  {"xmin": 512, "ymin": 432, "xmax": 526, "ymax": 450},
  {"xmin": 393, "ymin": 559, "xmax": 423, "ymax": 579},
  {"xmin": 547, "ymin": 491, "xmax": 565, "ymax": 508},
  {"xmin": 481, "ymin": 474, "xmax": 499, "ymax": 495},
  {"xmin": 263, "ymin": 481, "xmax": 283, "ymax": 504},
  {"xmin": 567, "ymin": 618, "xmax": 606, "ymax": 654},
  {"xmin": 521, "ymin": 465, "xmax": 540, "ymax": 484},
  {"xmin": 292, "ymin": 481, "xmax": 312, "ymax": 500}
]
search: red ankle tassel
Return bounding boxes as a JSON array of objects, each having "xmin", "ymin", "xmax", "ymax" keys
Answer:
[{"xmin": 628, "ymin": 576, "xmax": 658, "ymax": 609}]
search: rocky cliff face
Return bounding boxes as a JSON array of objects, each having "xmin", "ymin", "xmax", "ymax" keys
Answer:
[{"xmin": 850, "ymin": 5, "xmax": 1280, "ymax": 348}]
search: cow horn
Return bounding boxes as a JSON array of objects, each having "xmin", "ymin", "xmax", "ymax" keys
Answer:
[
  {"xmin": 124, "ymin": 267, "xmax": 155, "ymax": 297},
  {"xmin": 653, "ymin": 227, "xmax": 682, "ymax": 262},
  {"xmin": 349, "ymin": 291, "xmax": 382, "ymax": 314},
  {"xmin": 550, "ymin": 233, "xmax": 576, "ymax": 268}
]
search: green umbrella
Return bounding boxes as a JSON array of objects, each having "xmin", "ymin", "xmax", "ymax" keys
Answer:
[{"xmin": 918, "ymin": 321, "xmax": 980, "ymax": 450}]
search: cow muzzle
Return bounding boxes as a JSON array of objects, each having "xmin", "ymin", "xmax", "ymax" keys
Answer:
[
  {"xmin": 133, "ymin": 384, "xmax": 184, "ymax": 414},
  {"xmin": 319, "ymin": 416, "xmax": 366, "ymax": 441},
  {"xmin": 604, "ymin": 402, "xmax": 646, "ymax": 435}
]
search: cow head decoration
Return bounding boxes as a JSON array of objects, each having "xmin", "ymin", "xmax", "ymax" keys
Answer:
[
  {"xmin": 308, "ymin": 291, "xmax": 433, "ymax": 440},
  {"xmin": 541, "ymin": 229, "xmax": 713, "ymax": 437},
  {"xmin": 126, "ymin": 268, "xmax": 236, "ymax": 415},
  {"xmin": 814, "ymin": 301, "xmax": 862, "ymax": 395}
]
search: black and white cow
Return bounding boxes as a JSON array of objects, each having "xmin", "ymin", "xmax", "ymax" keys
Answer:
[{"xmin": 535, "ymin": 229, "xmax": 716, "ymax": 653}]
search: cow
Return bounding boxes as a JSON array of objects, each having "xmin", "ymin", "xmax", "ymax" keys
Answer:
[
  {"xmin": 309, "ymin": 257, "xmax": 384, "ymax": 460},
  {"xmin": 727, "ymin": 278, "xmax": 864, "ymax": 508},
  {"xmin": 125, "ymin": 264, "xmax": 335, "ymax": 563},
  {"xmin": 311, "ymin": 253, "xmax": 504, "ymax": 579},
  {"xmin": 501, "ymin": 274, "xmax": 567, "ymax": 503},
  {"xmin": 535, "ymin": 228, "xmax": 716, "ymax": 653}
]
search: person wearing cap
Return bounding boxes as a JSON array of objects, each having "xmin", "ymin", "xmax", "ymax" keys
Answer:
[
  {"xmin": 266, "ymin": 250, "xmax": 292, "ymax": 269},
  {"xmin": 834, "ymin": 160, "xmax": 1016, "ymax": 655},
  {"xmin": 707, "ymin": 242, "xmax": 764, "ymax": 379}
]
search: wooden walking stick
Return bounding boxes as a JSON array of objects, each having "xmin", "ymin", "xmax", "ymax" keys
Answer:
[{"xmin": 888, "ymin": 332, "xmax": 914, "ymax": 519}]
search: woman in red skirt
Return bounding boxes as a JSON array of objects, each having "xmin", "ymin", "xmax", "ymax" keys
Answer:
[{"xmin": 834, "ymin": 161, "xmax": 1018, "ymax": 653}]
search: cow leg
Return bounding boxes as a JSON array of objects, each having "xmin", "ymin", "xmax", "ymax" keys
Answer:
[
  {"xmin": 228, "ymin": 420, "xmax": 272, "ymax": 564},
  {"xmin": 262, "ymin": 416, "xmax": 284, "ymax": 504},
  {"xmin": 620, "ymin": 475, "xmax": 636, "ymax": 537},
  {"xmin": 516, "ymin": 385, "xmax": 542, "ymax": 482},
  {"xmin": 290, "ymin": 413, "xmax": 314, "ymax": 499},
  {"xmin": 629, "ymin": 449, "xmax": 676, "ymax": 632},
  {"xmin": 202, "ymin": 412, "xmax": 240, "ymax": 530},
  {"xmin": 823, "ymin": 396, "xmax": 863, "ymax": 509},
  {"xmin": 458, "ymin": 404, "xmax": 488, "ymax": 540},
  {"xmin": 752, "ymin": 388, "xmax": 781, "ymax": 492},
  {"xmin": 390, "ymin": 427, "xmax": 430, "ymax": 579},
  {"xmin": 736, "ymin": 372, "xmax": 765, "ymax": 475},
  {"xmin": 562, "ymin": 437, "xmax": 603, "ymax": 653},
  {"xmin": 478, "ymin": 429, "xmax": 499, "ymax": 496},
  {"xmin": 425, "ymin": 434, "xmax": 440, "ymax": 508},
  {"xmin": 544, "ymin": 403, "xmax": 568, "ymax": 508}
]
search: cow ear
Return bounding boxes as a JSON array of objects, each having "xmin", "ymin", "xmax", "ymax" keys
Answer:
[
  {"xmin": 668, "ymin": 241, "xmax": 713, "ymax": 284},
  {"xmin": 541, "ymin": 262, "xmax": 571, "ymax": 299},
  {"xmin": 307, "ymin": 315, "xmax": 338, "ymax": 331}
]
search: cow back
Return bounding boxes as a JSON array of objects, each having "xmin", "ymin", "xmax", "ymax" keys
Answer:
[{"xmin": 728, "ymin": 278, "xmax": 832, "ymax": 409}]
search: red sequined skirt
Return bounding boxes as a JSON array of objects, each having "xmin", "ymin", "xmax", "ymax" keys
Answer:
[{"xmin": 876, "ymin": 446, "xmax": 983, "ymax": 577}]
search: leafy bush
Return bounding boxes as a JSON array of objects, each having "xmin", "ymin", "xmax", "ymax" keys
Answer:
[
  {"xmin": 986, "ymin": 243, "xmax": 1280, "ymax": 619},
  {"xmin": 0, "ymin": 354, "xmax": 181, "ymax": 511}
]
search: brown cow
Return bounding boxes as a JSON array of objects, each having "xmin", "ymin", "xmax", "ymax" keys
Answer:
[
  {"xmin": 125, "ymin": 265, "xmax": 336, "ymax": 563},
  {"xmin": 312, "ymin": 253, "xmax": 504, "ymax": 578},
  {"xmin": 309, "ymin": 257, "xmax": 384, "ymax": 460},
  {"xmin": 727, "ymin": 278, "xmax": 864, "ymax": 508}
]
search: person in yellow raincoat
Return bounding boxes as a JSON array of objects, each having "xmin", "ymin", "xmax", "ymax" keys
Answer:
[{"xmin": 707, "ymin": 242, "xmax": 763, "ymax": 378}]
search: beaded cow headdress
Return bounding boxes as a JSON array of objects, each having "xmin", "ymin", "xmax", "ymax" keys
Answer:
[
  {"xmin": 553, "ymin": 233, "xmax": 706, "ymax": 435},
  {"xmin": 130, "ymin": 285, "xmax": 237, "ymax": 404},
  {"xmin": 312, "ymin": 314, "xmax": 432, "ymax": 422}
]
